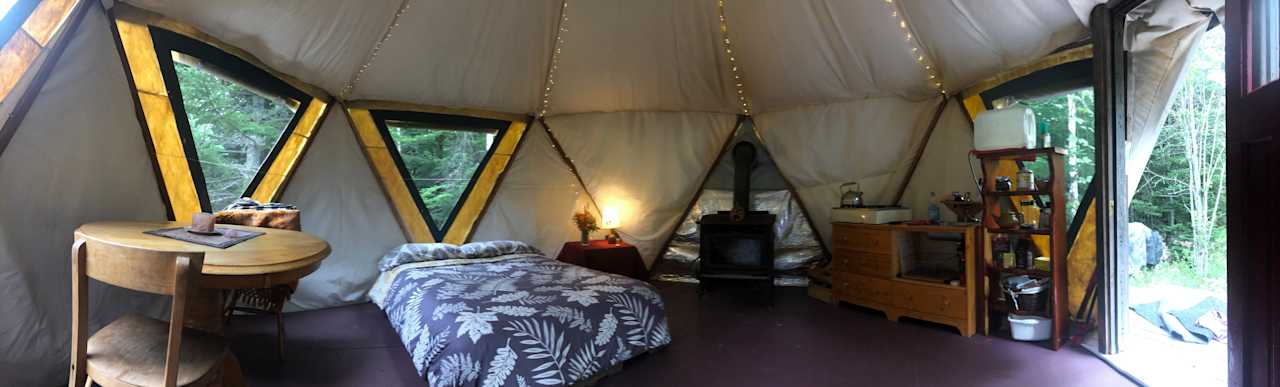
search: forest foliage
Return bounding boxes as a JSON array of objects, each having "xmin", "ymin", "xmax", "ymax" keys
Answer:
[
  {"xmin": 1022, "ymin": 28, "xmax": 1225, "ymax": 291},
  {"xmin": 175, "ymin": 53, "xmax": 497, "ymax": 227},
  {"xmin": 385, "ymin": 123, "xmax": 495, "ymax": 226},
  {"xmin": 175, "ymin": 59, "xmax": 294, "ymax": 210}
]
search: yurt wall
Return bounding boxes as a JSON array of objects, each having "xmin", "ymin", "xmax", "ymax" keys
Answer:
[
  {"xmin": 470, "ymin": 121, "xmax": 593, "ymax": 260},
  {"xmin": 0, "ymin": 7, "xmax": 169, "ymax": 384},
  {"xmin": 277, "ymin": 109, "xmax": 408, "ymax": 310},
  {"xmin": 899, "ymin": 99, "xmax": 981, "ymax": 222}
]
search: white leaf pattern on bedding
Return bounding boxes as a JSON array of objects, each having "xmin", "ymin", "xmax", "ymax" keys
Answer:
[
  {"xmin": 432, "ymin": 302, "xmax": 469, "ymax": 321},
  {"xmin": 488, "ymin": 305, "xmax": 538, "ymax": 317},
  {"xmin": 559, "ymin": 289, "xmax": 600, "ymax": 306},
  {"xmin": 584, "ymin": 285, "xmax": 626, "ymax": 293},
  {"xmin": 456, "ymin": 311, "xmax": 499, "ymax": 343},
  {"xmin": 434, "ymin": 353, "xmax": 480, "ymax": 387},
  {"xmin": 491, "ymin": 290, "xmax": 530, "ymax": 303},
  {"xmin": 482, "ymin": 341, "xmax": 517, "ymax": 387},
  {"xmin": 377, "ymin": 254, "xmax": 669, "ymax": 387},
  {"xmin": 541, "ymin": 306, "xmax": 592, "ymax": 332},
  {"xmin": 595, "ymin": 313, "xmax": 617, "ymax": 347}
]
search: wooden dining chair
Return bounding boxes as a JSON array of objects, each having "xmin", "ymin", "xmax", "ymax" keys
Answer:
[{"xmin": 69, "ymin": 238, "xmax": 227, "ymax": 387}]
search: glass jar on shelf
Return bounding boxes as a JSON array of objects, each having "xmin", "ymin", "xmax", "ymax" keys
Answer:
[
  {"xmin": 1016, "ymin": 167, "xmax": 1035, "ymax": 191},
  {"xmin": 1019, "ymin": 199, "xmax": 1039, "ymax": 229}
]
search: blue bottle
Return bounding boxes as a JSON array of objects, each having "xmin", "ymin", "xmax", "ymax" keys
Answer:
[{"xmin": 927, "ymin": 192, "xmax": 941, "ymax": 223}]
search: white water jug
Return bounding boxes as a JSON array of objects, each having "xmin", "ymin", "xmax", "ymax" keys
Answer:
[{"xmin": 973, "ymin": 105, "xmax": 1036, "ymax": 151}]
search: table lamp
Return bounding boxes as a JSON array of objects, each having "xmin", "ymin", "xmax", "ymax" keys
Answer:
[{"xmin": 601, "ymin": 206, "xmax": 622, "ymax": 245}]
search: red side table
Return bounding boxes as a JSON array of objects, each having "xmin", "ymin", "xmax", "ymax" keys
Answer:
[{"xmin": 556, "ymin": 240, "xmax": 648, "ymax": 280}]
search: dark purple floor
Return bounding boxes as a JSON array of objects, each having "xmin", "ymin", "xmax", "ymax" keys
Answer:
[{"xmin": 227, "ymin": 284, "xmax": 1133, "ymax": 387}]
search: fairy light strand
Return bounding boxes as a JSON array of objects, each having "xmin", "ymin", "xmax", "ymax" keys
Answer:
[
  {"xmin": 538, "ymin": 0, "xmax": 570, "ymax": 118},
  {"xmin": 884, "ymin": 0, "xmax": 946, "ymax": 95},
  {"xmin": 340, "ymin": 0, "xmax": 413, "ymax": 100},
  {"xmin": 717, "ymin": 0, "xmax": 752, "ymax": 115}
]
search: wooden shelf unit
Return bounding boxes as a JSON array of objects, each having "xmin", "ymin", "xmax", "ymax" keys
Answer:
[
  {"xmin": 976, "ymin": 147, "xmax": 1069, "ymax": 350},
  {"xmin": 829, "ymin": 223, "xmax": 981, "ymax": 337}
]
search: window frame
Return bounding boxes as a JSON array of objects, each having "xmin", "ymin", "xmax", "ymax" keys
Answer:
[
  {"xmin": 0, "ymin": 0, "xmax": 38, "ymax": 46},
  {"xmin": 369, "ymin": 109, "xmax": 511, "ymax": 239},
  {"xmin": 148, "ymin": 26, "xmax": 313, "ymax": 211}
]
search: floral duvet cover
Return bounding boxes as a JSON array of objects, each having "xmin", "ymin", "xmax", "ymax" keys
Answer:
[{"xmin": 371, "ymin": 252, "xmax": 671, "ymax": 387}]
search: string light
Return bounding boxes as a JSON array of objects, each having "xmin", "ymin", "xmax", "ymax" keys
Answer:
[
  {"xmin": 538, "ymin": 0, "xmax": 570, "ymax": 118},
  {"xmin": 717, "ymin": 0, "xmax": 752, "ymax": 115},
  {"xmin": 884, "ymin": 0, "xmax": 946, "ymax": 95},
  {"xmin": 340, "ymin": 0, "xmax": 413, "ymax": 100}
]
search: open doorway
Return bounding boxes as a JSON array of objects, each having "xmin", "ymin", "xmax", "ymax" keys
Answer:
[{"xmin": 1106, "ymin": 24, "xmax": 1228, "ymax": 387}]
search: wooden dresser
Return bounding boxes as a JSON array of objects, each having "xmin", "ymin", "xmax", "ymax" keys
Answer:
[{"xmin": 829, "ymin": 222, "xmax": 980, "ymax": 336}]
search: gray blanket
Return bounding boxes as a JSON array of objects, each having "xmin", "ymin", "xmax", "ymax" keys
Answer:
[{"xmin": 375, "ymin": 253, "xmax": 671, "ymax": 386}]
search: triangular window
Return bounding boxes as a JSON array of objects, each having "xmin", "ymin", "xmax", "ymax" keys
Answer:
[
  {"xmin": 150, "ymin": 28, "xmax": 313, "ymax": 211},
  {"xmin": 371, "ymin": 111, "xmax": 507, "ymax": 239}
]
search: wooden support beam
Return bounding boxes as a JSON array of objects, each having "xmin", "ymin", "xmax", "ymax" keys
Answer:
[
  {"xmin": 891, "ymin": 96, "xmax": 950, "ymax": 205},
  {"xmin": 651, "ymin": 115, "xmax": 746, "ymax": 274},
  {"xmin": 538, "ymin": 117, "xmax": 600, "ymax": 214}
]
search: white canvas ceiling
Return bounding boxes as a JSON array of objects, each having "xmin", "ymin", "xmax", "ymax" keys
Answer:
[{"xmin": 120, "ymin": 0, "xmax": 1094, "ymax": 115}]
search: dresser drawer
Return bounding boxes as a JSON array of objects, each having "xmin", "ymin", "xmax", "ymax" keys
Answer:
[
  {"xmin": 831, "ymin": 225, "xmax": 894, "ymax": 254},
  {"xmin": 892, "ymin": 281, "xmax": 967, "ymax": 319},
  {"xmin": 831, "ymin": 249, "xmax": 892, "ymax": 278},
  {"xmin": 832, "ymin": 273, "xmax": 893, "ymax": 305}
]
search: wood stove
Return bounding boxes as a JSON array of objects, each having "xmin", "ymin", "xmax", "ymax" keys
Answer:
[{"xmin": 697, "ymin": 141, "xmax": 777, "ymax": 298}]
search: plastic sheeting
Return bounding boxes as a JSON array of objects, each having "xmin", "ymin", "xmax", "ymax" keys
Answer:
[
  {"xmin": 546, "ymin": 111, "xmax": 737, "ymax": 266},
  {"xmin": 277, "ymin": 108, "xmax": 408, "ymax": 310},
  {"xmin": 0, "ymin": 7, "xmax": 169, "ymax": 385},
  {"xmin": 664, "ymin": 189, "xmax": 823, "ymax": 271}
]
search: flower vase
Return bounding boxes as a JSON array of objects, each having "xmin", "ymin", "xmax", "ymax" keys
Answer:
[{"xmin": 580, "ymin": 229, "xmax": 590, "ymax": 245}]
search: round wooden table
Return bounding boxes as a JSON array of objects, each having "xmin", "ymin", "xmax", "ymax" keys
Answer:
[
  {"xmin": 75, "ymin": 221, "xmax": 330, "ymax": 386},
  {"xmin": 76, "ymin": 221, "xmax": 329, "ymax": 284}
]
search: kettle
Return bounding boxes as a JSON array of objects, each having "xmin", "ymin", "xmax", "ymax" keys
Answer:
[{"xmin": 840, "ymin": 182, "xmax": 864, "ymax": 208}]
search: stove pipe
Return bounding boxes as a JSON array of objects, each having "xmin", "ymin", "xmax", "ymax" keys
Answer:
[{"xmin": 731, "ymin": 141, "xmax": 757, "ymax": 212}]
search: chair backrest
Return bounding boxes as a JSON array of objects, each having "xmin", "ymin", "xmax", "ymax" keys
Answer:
[
  {"xmin": 77, "ymin": 237, "xmax": 205, "ymax": 295},
  {"xmin": 70, "ymin": 237, "xmax": 205, "ymax": 387}
]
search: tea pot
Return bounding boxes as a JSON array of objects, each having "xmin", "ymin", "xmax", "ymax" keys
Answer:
[
  {"xmin": 996, "ymin": 208, "xmax": 1024, "ymax": 229},
  {"xmin": 840, "ymin": 182, "xmax": 864, "ymax": 208}
]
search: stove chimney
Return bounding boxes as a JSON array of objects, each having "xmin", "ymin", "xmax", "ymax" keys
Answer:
[{"xmin": 731, "ymin": 141, "xmax": 756, "ymax": 213}]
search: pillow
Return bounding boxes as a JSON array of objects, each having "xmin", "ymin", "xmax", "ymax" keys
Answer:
[
  {"xmin": 377, "ymin": 243, "xmax": 464, "ymax": 272},
  {"xmin": 459, "ymin": 240, "xmax": 542, "ymax": 259}
]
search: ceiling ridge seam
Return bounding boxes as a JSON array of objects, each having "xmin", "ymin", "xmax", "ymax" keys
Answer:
[
  {"xmin": 536, "ymin": 0, "xmax": 569, "ymax": 118},
  {"xmin": 716, "ymin": 0, "xmax": 753, "ymax": 115},
  {"xmin": 338, "ymin": 0, "xmax": 413, "ymax": 100},
  {"xmin": 886, "ymin": 0, "xmax": 947, "ymax": 96},
  {"xmin": 537, "ymin": 117, "xmax": 599, "ymax": 217}
]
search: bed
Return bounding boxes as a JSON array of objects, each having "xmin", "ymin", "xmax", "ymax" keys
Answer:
[{"xmin": 368, "ymin": 241, "xmax": 671, "ymax": 387}]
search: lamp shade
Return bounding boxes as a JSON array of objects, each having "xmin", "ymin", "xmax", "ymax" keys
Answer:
[{"xmin": 600, "ymin": 206, "xmax": 621, "ymax": 229}]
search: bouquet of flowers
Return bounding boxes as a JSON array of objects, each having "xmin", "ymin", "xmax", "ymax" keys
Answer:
[{"xmin": 572, "ymin": 209, "xmax": 599, "ymax": 233}]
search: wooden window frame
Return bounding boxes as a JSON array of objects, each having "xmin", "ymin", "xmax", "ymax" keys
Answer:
[
  {"xmin": 371, "ymin": 110, "xmax": 509, "ymax": 239},
  {"xmin": 346, "ymin": 101, "xmax": 530, "ymax": 244},
  {"xmin": 149, "ymin": 27, "xmax": 314, "ymax": 211},
  {"xmin": 109, "ymin": 4, "xmax": 331, "ymax": 220}
]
